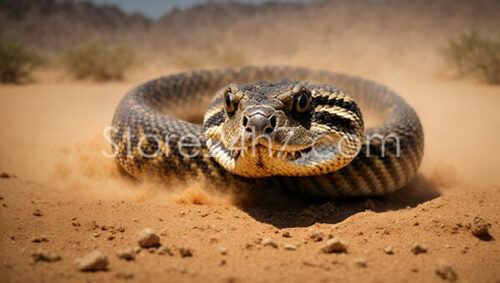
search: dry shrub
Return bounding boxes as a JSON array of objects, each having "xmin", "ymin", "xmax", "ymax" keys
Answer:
[
  {"xmin": 63, "ymin": 43, "xmax": 136, "ymax": 81},
  {"xmin": 172, "ymin": 46, "xmax": 246, "ymax": 70},
  {"xmin": 442, "ymin": 31, "xmax": 500, "ymax": 84},
  {"xmin": 0, "ymin": 37, "xmax": 43, "ymax": 83}
]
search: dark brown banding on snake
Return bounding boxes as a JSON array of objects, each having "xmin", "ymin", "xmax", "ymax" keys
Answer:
[{"xmin": 111, "ymin": 66, "xmax": 424, "ymax": 197}]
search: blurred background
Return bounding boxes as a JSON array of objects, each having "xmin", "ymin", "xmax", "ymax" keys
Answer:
[{"xmin": 1, "ymin": 0, "xmax": 499, "ymax": 83}]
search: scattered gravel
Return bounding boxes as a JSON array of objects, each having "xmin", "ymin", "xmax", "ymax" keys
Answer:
[
  {"xmin": 309, "ymin": 231, "xmax": 324, "ymax": 242},
  {"xmin": 384, "ymin": 247, "xmax": 394, "ymax": 255},
  {"xmin": 284, "ymin": 244, "xmax": 297, "ymax": 250},
  {"xmin": 32, "ymin": 249, "xmax": 61, "ymax": 262},
  {"xmin": 436, "ymin": 263, "xmax": 458, "ymax": 281},
  {"xmin": 411, "ymin": 243, "xmax": 428, "ymax": 254},
  {"xmin": 137, "ymin": 228, "xmax": 161, "ymax": 248},
  {"xmin": 158, "ymin": 246, "xmax": 174, "ymax": 256},
  {"xmin": 321, "ymin": 238, "xmax": 347, "ymax": 253},
  {"xmin": 116, "ymin": 248, "xmax": 135, "ymax": 261},
  {"xmin": 261, "ymin": 238, "xmax": 278, "ymax": 248},
  {"xmin": 471, "ymin": 216, "xmax": 492, "ymax": 240},
  {"xmin": 75, "ymin": 250, "xmax": 109, "ymax": 272}
]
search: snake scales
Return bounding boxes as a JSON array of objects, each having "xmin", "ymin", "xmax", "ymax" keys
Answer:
[{"xmin": 111, "ymin": 66, "xmax": 424, "ymax": 197}]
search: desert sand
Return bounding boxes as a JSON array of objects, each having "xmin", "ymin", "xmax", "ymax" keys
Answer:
[{"xmin": 1, "ymin": 1, "xmax": 500, "ymax": 282}]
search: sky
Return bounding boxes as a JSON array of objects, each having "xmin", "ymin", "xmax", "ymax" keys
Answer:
[{"xmin": 79, "ymin": 0, "xmax": 312, "ymax": 20}]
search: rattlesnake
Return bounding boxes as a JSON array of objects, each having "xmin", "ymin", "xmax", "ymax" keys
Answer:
[{"xmin": 111, "ymin": 66, "xmax": 424, "ymax": 197}]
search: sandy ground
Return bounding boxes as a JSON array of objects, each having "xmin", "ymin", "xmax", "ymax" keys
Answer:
[{"xmin": 0, "ymin": 64, "xmax": 499, "ymax": 282}]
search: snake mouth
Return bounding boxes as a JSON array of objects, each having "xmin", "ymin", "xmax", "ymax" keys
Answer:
[{"xmin": 229, "ymin": 145, "xmax": 313, "ymax": 161}]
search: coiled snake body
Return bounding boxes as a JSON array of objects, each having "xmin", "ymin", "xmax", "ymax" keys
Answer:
[{"xmin": 111, "ymin": 66, "xmax": 424, "ymax": 197}]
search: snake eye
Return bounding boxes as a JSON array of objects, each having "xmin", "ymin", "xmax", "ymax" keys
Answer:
[
  {"xmin": 224, "ymin": 89, "xmax": 237, "ymax": 116},
  {"xmin": 294, "ymin": 89, "xmax": 311, "ymax": 114}
]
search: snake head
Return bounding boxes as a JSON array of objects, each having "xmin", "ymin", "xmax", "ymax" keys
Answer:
[{"xmin": 203, "ymin": 79, "xmax": 365, "ymax": 177}]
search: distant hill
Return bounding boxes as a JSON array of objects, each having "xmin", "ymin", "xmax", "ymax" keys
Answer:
[
  {"xmin": 0, "ymin": 0, "xmax": 151, "ymax": 51},
  {"xmin": 1, "ymin": 0, "xmax": 499, "ymax": 61}
]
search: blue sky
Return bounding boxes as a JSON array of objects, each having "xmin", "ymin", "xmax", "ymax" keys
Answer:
[{"xmin": 80, "ymin": 0, "xmax": 312, "ymax": 19}]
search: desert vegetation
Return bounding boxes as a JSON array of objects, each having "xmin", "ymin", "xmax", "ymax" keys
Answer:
[
  {"xmin": 442, "ymin": 31, "xmax": 500, "ymax": 84},
  {"xmin": 0, "ymin": 36, "xmax": 43, "ymax": 83},
  {"xmin": 1, "ymin": 0, "xmax": 499, "ymax": 85},
  {"xmin": 172, "ymin": 46, "xmax": 246, "ymax": 69},
  {"xmin": 62, "ymin": 43, "xmax": 137, "ymax": 81}
]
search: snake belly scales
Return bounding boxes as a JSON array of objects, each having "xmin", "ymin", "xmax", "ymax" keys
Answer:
[{"xmin": 111, "ymin": 66, "xmax": 424, "ymax": 197}]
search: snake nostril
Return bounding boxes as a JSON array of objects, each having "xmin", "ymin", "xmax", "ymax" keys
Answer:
[
  {"xmin": 245, "ymin": 127, "xmax": 253, "ymax": 133},
  {"xmin": 242, "ymin": 116, "xmax": 248, "ymax": 127},
  {"xmin": 264, "ymin": 127, "xmax": 274, "ymax": 134}
]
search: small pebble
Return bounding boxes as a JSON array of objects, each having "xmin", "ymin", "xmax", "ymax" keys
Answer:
[
  {"xmin": 116, "ymin": 248, "xmax": 135, "ymax": 261},
  {"xmin": 219, "ymin": 247, "xmax": 227, "ymax": 255},
  {"xmin": 32, "ymin": 249, "xmax": 61, "ymax": 262},
  {"xmin": 31, "ymin": 236, "xmax": 49, "ymax": 243},
  {"xmin": 179, "ymin": 248, "xmax": 193, "ymax": 257},
  {"xmin": 75, "ymin": 250, "xmax": 109, "ymax": 272},
  {"xmin": 322, "ymin": 238, "xmax": 347, "ymax": 253},
  {"xmin": 1, "ymin": 172, "xmax": 11, "ymax": 178},
  {"xmin": 354, "ymin": 257, "xmax": 367, "ymax": 267},
  {"xmin": 436, "ymin": 263, "xmax": 458, "ymax": 281},
  {"xmin": 384, "ymin": 246, "xmax": 394, "ymax": 255},
  {"xmin": 261, "ymin": 238, "xmax": 278, "ymax": 248},
  {"xmin": 137, "ymin": 228, "xmax": 161, "ymax": 248},
  {"xmin": 284, "ymin": 244, "xmax": 297, "ymax": 250},
  {"xmin": 411, "ymin": 243, "xmax": 428, "ymax": 254},
  {"xmin": 33, "ymin": 209, "xmax": 43, "ymax": 217},
  {"xmin": 471, "ymin": 216, "xmax": 492, "ymax": 240},
  {"xmin": 282, "ymin": 231, "xmax": 291, "ymax": 238}
]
